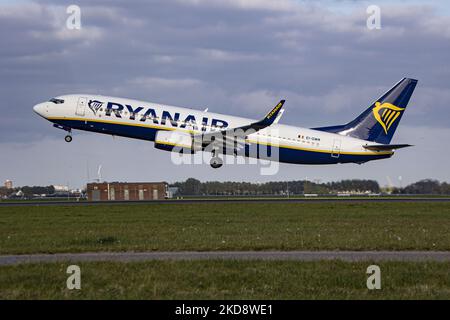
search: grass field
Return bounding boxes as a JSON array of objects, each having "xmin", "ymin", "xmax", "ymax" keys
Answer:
[
  {"xmin": 1, "ymin": 201, "xmax": 450, "ymax": 300},
  {"xmin": 1, "ymin": 260, "xmax": 449, "ymax": 299},
  {"xmin": 0, "ymin": 202, "xmax": 449, "ymax": 254}
]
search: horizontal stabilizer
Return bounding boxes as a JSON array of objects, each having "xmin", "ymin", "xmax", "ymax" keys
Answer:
[{"xmin": 363, "ymin": 144, "xmax": 412, "ymax": 151}]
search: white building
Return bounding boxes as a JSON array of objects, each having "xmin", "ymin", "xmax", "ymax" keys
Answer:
[
  {"xmin": 4, "ymin": 180, "xmax": 13, "ymax": 189},
  {"xmin": 53, "ymin": 185, "xmax": 69, "ymax": 194}
]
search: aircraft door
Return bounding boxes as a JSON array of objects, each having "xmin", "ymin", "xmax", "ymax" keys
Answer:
[
  {"xmin": 331, "ymin": 139, "xmax": 341, "ymax": 158},
  {"xmin": 75, "ymin": 97, "xmax": 87, "ymax": 116}
]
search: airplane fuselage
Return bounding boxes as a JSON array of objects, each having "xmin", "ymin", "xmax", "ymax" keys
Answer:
[{"xmin": 33, "ymin": 94, "xmax": 393, "ymax": 165}]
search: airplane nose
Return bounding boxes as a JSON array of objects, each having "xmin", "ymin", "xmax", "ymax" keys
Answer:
[{"xmin": 33, "ymin": 103, "xmax": 47, "ymax": 117}]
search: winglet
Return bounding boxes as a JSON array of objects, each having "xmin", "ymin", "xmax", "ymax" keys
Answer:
[
  {"xmin": 273, "ymin": 109, "xmax": 284, "ymax": 124},
  {"xmin": 260, "ymin": 100, "xmax": 285, "ymax": 126}
]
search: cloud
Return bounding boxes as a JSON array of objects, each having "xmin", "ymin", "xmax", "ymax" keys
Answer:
[
  {"xmin": 129, "ymin": 76, "xmax": 204, "ymax": 89},
  {"xmin": 176, "ymin": 0, "xmax": 298, "ymax": 11},
  {"xmin": 196, "ymin": 48, "xmax": 266, "ymax": 62},
  {"xmin": 0, "ymin": 0, "xmax": 449, "ymax": 186}
]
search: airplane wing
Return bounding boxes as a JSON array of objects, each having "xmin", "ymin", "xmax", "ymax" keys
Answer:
[
  {"xmin": 194, "ymin": 100, "xmax": 285, "ymax": 145},
  {"xmin": 363, "ymin": 144, "xmax": 412, "ymax": 151},
  {"xmin": 193, "ymin": 100, "xmax": 285, "ymax": 151}
]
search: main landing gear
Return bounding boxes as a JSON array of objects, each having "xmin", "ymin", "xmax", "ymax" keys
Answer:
[
  {"xmin": 210, "ymin": 149, "xmax": 223, "ymax": 169},
  {"xmin": 64, "ymin": 134, "xmax": 73, "ymax": 143},
  {"xmin": 210, "ymin": 157, "xmax": 223, "ymax": 169}
]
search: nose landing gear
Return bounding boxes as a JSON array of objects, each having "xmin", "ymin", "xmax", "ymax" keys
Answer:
[
  {"xmin": 62, "ymin": 128, "xmax": 73, "ymax": 143},
  {"xmin": 53, "ymin": 124, "xmax": 73, "ymax": 143}
]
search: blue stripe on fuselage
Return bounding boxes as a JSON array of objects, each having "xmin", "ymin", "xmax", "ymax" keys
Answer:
[{"xmin": 52, "ymin": 119, "xmax": 391, "ymax": 165}]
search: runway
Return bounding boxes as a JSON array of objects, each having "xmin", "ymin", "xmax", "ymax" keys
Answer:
[
  {"xmin": 1, "ymin": 197, "xmax": 450, "ymax": 207},
  {"xmin": 1, "ymin": 251, "xmax": 450, "ymax": 265}
]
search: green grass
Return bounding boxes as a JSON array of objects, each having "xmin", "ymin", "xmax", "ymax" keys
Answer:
[
  {"xmin": 1, "ymin": 195, "xmax": 449, "ymax": 204},
  {"xmin": 1, "ymin": 202, "xmax": 450, "ymax": 300},
  {"xmin": 1, "ymin": 202, "xmax": 450, "ymax": 254},
  {"xmin": 0, "ymin": 199, "xmax": 85, "ymax": 203},
  {"xmin": 1, "ymin": 260, "xmax": 449, "ymax": 299},
  {"xmin": 179, "ymin": 195, "xmax": 450, "ymax": 199}
]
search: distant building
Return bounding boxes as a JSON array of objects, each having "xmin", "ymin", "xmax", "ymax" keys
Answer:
[
  {"xmin": 86, "ymin": 182, "xmax": 168, "ymax": 201},
  {"xmin": 4, "ymin": 180, "xmax": 13, "ymax": 189},
  {"xmin": 53, "ymin": 185, "xmax": 69, "ymax": 194}
]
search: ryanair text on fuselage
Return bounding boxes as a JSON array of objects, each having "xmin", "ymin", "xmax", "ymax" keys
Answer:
[{"xmin": 103, "ymin": 101, "xmax": 229, "ymax": 132}]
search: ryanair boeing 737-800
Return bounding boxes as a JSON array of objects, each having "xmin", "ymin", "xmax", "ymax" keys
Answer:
[{"xmin": 33, "ymin": 78, "xmax": 417, "ymax": 168}]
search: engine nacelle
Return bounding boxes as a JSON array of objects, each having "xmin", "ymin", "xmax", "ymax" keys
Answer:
[{"xmin": 154, "ymin": 130, "xmax": 200, "ymax": 153}]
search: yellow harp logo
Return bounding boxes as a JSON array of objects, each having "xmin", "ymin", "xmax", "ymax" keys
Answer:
[{"xmin": 372, "ymin": 102, "xmax": 405, "ymax": 134}]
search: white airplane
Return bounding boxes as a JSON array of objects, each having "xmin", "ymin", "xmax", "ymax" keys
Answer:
[{"xmin": 33, "ymin": 78, "xmax": 417, "ymax": 168}]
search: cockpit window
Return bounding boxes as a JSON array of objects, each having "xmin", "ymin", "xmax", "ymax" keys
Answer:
[{"xmin": 49, "ymin": 98, "xmax": 64, "ymax": 104}]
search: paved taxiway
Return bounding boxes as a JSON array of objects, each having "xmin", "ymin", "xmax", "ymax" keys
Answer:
[
  {"xmin": 1, "ymin": 251, "xmax": 450, "ymax": 265},
  {"xmin": 1, "ymin": 197, "xmax": 450, "ymax": 207}
]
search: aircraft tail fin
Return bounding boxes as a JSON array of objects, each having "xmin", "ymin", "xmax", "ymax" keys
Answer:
[{"xmin": 314, "ymin": 78, "xmax": 418, "ymax": 144}]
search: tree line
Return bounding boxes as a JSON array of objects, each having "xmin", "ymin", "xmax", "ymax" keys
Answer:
[
  {"xmin": 0, "ymin": 185, "xmax": 55, "ymax": 198},
  {"xmin": 2, "ymin": 179, "xmax": 450, "ymax": 199},
  {"xmin": 391, "ymin": 179, "xmax": 450, "ymax": 195},
  {"xmin": 171, "ymin": 178, "xmax": 381, "ymax": 196},
  {"xmin": 171, "ymin": 178, "xmax": 450, "ymax": 196}
]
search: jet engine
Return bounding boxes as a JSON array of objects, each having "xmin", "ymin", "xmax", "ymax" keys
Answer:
[{"xmin": 154, "ymin": 130, "xmax": 201, "ymax": 153}]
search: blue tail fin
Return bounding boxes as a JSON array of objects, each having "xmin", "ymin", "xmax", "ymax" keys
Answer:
[{"xmin": 314, "ymin": 78, "xmax": 418, "ymax": 144}]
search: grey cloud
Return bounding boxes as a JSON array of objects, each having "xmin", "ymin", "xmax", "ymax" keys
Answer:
[{"xmin": 0, "ymin": 0, "xmax": 449, "ymax": 186}]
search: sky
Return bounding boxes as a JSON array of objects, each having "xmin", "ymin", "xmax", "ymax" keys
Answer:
[{"xmin": 0, "ymin": 0, "xmax": 449, "ymax": 188}]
